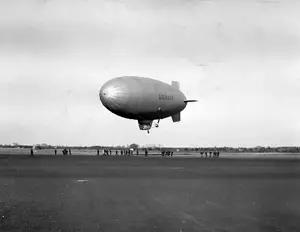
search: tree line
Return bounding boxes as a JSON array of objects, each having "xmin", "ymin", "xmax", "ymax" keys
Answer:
[{"xmin": 1, "ymin": 144, "xmax": 300, "ymax": 153}]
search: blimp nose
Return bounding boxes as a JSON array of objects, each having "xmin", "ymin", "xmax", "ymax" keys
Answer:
[{"xmin": 99, "ymin": 80, "xmax": 129, "ymax": 111}]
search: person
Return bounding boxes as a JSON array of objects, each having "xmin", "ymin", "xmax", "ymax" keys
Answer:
[
  {"xmin": 69, "ymin": 148, "xmax": 72, "ymax": 155},
  {"xmin": 109, "ymin": 150, "xmax": 112, "ymax": 156},
  {"xmin": 62, "ymin": 148, "xmax": 67, "ymax": 155},
  {"xmin": 145, "ymin": 149, "xmax": 148, "ymax": 157},
  {"xmin": 97, "ymin": 149, "xmax": 99, "ymax": 156},
  {"xmin": 136, "ymin": 149, "xmax": 139, "ymax": 156},
  {"xmin": 55, "ymin": 148, "xmax": 57, "ymax": 155},
  {"xmin": 30, "ymin": 148, "xmax": 34, "ymax": 156}
]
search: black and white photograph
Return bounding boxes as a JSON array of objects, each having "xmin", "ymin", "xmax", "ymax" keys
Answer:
[{"xmin": 0, "ymin": 0, "xmax": 300, "ymax": 231}]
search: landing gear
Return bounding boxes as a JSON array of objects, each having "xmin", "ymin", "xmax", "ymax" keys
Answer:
[{"xmin": 155, "ymin": 119, "xmax": 160, "ymax": 128}]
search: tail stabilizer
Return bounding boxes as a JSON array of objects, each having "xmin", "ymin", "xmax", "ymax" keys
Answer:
[
  {"xmin": 184, "ymin": 100, "xmax": 198, "ymax": 103},
  {"xmin": 172, "ymin": 81, "xmax": 180, "ymax": 90},
  {"xmin": 172, "ymin": 112, "xmax": 181, "ymax": 122}
]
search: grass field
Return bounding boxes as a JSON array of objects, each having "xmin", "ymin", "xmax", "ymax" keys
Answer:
[{"xmin": 0, "ymin": 154, "xmax": 300, "ymax": 232}]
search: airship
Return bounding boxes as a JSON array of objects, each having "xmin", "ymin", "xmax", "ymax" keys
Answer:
[{"xmin": 99, "ymin": 76, "xmax": 197, "ymax": 133}]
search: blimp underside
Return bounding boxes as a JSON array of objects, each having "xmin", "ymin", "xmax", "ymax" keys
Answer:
[{"xmin": 99, "ymin": 76, "xmax": 195, "ymax": 133}]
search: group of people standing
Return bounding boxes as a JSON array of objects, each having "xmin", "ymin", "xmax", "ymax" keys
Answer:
[
  {"xmin": 30, "ymin": 147, "xmax": 219, "ymax": 158},
  {"xmin": 101, "ymin": 149, "xmax": 145, "ymax": 156},
  {"xmin": 200, "ymin": 151, "xmax": 220, "ymax": 158},
  {"xmin": 61, "ymin": 148, "xmax": 71, "ymax": 155},
  {"xmin": 161, "ymin": 150, "xmax": 173, "ymax": 156}
]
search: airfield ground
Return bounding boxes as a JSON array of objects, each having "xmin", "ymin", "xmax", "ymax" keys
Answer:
[{"xmin": 0, "ymin": 152, "xmax": 300, "ymax": 232}]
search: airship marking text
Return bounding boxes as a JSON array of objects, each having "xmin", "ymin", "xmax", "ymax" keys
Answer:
[{"xmin": 159, "ymin": 94, "xmax": 174, "ymax": 100}]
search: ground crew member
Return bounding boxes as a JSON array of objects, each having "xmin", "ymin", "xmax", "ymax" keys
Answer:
[
  {"xmin": 30, "ymin": 148, "xmax": 34, "ymax": 156},
  {"xmin": 136, "ymin": 149, "xmax": 139, "ymax": 156},
  {"xmin": 55, "ymin": 149, "xmax": 57, "ymax": 155},
  {"xmin": 109, "ymin": 150, "xmax": 112, "ymax": 156},
  {"xmin": 145, "ymin": 149, "xmax": 148, "ymax": 157},
  {"xmin": 69, "ymin": 148, "xmax": 72, "ymax": 155},
  {"xmin": 62, "ymin": 148, "xmax": 67, "ymax": 155},
  {"xmin": 97, "ymin": 149, "xmax": 99, "ymax": 156}
]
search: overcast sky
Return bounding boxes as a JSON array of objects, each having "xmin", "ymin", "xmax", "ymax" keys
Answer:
[{"xmin": 1, "ymin": 0, "xmax": 300, "ymax": 147}]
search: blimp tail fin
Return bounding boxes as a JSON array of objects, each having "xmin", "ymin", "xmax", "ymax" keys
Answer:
[
  {"xmin": 172, "ymin": 81, "xmax": 180, "ymax": 90},
  {"xmin": 172, "ymin": 112, "xmax": 181, "ymax": 122}
]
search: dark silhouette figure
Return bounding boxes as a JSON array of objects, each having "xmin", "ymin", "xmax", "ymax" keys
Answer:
[
  {"xmin": 62, "ymin": 148, "xmax": 68, "ymax": 155},
  {"xmin": 55, "ymin": 149, "xmax": 57, "ymax": 155}
]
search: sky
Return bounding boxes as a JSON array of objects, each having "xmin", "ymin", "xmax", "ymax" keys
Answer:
[{"xmin": 1, "ymin": 0, "xmax": 300, "ymax": 147}]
